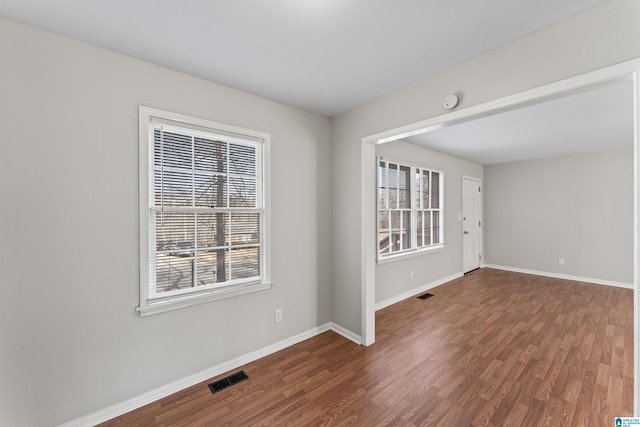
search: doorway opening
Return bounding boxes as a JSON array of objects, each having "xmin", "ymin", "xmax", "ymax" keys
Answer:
[{"xmin": 360, "ymin": 59, "xmax": 640, "ymax": 412}]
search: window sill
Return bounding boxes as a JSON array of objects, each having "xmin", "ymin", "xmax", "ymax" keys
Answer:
[
  {"xmin": 376, "ymin": 245, "xmax": 445, "ymax": 265},
  {"xmin": 137, "ymin": 281, "xmax": 273, "ymax": 317}
]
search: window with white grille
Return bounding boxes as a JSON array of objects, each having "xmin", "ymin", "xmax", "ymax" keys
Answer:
[
  {"xmin": 138, "ymin": 106, "xmax": 271, "ymax": 316},
  {"xmin": 378, "ymin": 158, "xmax": 443, "ymax": 259}
]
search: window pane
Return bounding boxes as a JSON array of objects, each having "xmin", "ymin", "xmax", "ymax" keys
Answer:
[
  {"xmin": 155, "ymin": 212, "xmax": 195, "ymax": 254},
  {"xmin": 431, "ymin": 172, "xmax": 440, "ymax": 209},
  {"xmin": 155, "ymin": 129, "xmax": 192, "ymax": 169},
  {"xmin": 388, "ymin": 163, "xmax": 398, "ymax": 209},
  {"xmin": 379, "ymin": 211, "xmax": 389, "ymax": 254},
  {"xmin": 155, "ymin": 169, "xmax": 193, "ymax": 207},
  {"xmin": 390, "ymin": 210, "xmax": 401, "ymax": 252},
  {"xmin": 415, "ymin": 172, "xmax": 421, "ymax": 208},
  {"xmin": 197, "ymin": 249, "xmax": 228, "ymax": 285},
  {"xmin": 194, "ymin": 137, "xmax": 226, "ymax": 173},
  {"xmin": 231, "ymin": 213, "xmax": 260, "ymax": 245},
  {"xmin": 433, "ymin": 211, "xmax": 440, "ymax": 244},
  {"xmin": 379, "ymin": 188, "xmax": 387, "ymax": 210},
  {"xmin": 194, "ymin": 173, "xmax": 227, "ymax": 208},
  {"xmin": 402, "ymin": 210, "xmax": 411, "ymax": 250},
  {"xmin": 379, "ymin": 162, "xmax": 388, "ymax": 210},
  {"xmin": 229, "ymin": 176, "xmax": 256, "ymax": 207},
  {"xmin": 229, "ymin": 143, "xmax": 256, "ymax": 176},
  {"xmin": 416, "ymin": 211, "xmax": 423, "ymax": 247},
  {"xmin": 197, "ymin": 212, "xmax": 228, "ymax": 249},
  {"xmin": 399, "ymin": 165, "xmax": 411, "ymax": 209},
  {"xmin": 230, "ymin": 247, "xmax": 260, "ymax": 280},
  {"xmin": 424, "ymin": 211, "xmax": 432, "ymax": 246},
  {"xmin": 422, "ymin": 170, "xmax": 430, "ymax": 209},
  {"xmin": 155, "ymin": 254, "xmax": 195, "ymax": 293}
]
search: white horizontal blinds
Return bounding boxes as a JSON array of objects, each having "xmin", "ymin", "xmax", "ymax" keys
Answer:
[
  {"xmin": 150, "ymin": 121, "xmax": 262, "ymax": 296},
  {"xmin": 228, "ymin": 142, "xmax": 260, "ymax": 208}
]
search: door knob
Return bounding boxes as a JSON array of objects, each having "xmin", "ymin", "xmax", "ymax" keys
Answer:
[{"xmin": 463, "ymin": 231, "xmax": 469, "ymax": 235}]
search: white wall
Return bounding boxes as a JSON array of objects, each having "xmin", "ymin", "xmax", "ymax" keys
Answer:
[
  {"xmin": 374, "ymin": 140, "xmax": 482, "ymax": 304},
  {"xmin": 0, "ymin": 17, "xmax": 331, "ymax": 426},
  {"xmin": 330, "ymin": 0, "xmax": 640, "ymax": 337},
  {"xmin": 484, "ymin": 148, "xmax": 634, "ymax": 285}
]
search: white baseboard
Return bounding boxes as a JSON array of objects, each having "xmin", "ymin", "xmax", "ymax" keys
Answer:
[
  {"xmin": 374, "ymin": 272, "xmax": 464, "ymax": 311},
  {"xmin": 329, "ymin": 322, "xmax": 363, "ymax": 344},
  {"xmin": 485, "ymin": 264, "xmax": 633, "ymax": 289},
  {"xmin": 58, "ymin": 322, "xmax": 359, "ymax": 427}
]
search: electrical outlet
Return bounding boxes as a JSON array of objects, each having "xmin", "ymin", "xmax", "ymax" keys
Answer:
[
  {"xmin": 275, "ymin": 309, "xmax": 283, "ymax": 323},
  {"xmin": 558, "ymin": 258, "xmax": 565, "ymax": 265},
  {"xmin": 410, "ymin": 270, "xmax": 414, "ymax": 279}
]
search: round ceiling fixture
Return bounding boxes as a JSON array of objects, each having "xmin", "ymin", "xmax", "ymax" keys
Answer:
[{"xmin": 443, "ymin": 94, "xmax": 459, "ymax": 110}]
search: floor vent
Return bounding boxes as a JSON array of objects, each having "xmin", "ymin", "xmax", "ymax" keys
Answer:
[
  {"xmin": 417, "ymin": 292, "xmax": 434, "ymax": 300},
  {"xmin": 208, "ymin": 370, "xmax": 249, "ymax": 394}
]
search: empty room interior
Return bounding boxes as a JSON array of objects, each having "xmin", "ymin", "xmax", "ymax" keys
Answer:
[{"xmin": 1, "ymin": 1, "xmax": 640, "ymax": 426}]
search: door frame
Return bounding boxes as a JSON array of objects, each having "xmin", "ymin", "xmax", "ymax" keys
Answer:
[
  {"xmin": 462, "ymin": 175, "xmax": 482, "ymax": 273},
  {"xmin": 361, "ymin": 58, "xmax": 640, "ymax": 413}
]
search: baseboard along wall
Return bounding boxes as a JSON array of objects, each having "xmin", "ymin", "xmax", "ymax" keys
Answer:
[
  {"xmin": 375, "ymin": 272, "xmax": 464, "ymax": 311},
  {"xmin": 58, "ymin": 323, "xmax": 361, "ymax": 427},
  {"xmin": 484, "ymin": 264, "xmax": 633, "ymax": 289}
]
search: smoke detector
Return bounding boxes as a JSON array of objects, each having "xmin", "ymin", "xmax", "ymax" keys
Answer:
[{"xmin": 443, "ymin": 94, "xmax": 459, "ymax": 110}]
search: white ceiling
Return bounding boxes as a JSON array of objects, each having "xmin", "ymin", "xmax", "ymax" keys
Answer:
[
  {"xmin": 0, "ymin": 0, "xmax": 608, "ymax": 117},
  {"xmin": 3, "ymin": 0, "xmax": 630, "ymax": 164},
  {"xmin": 404, "ymin": 79, "xmax": 635, "ymax": 165}
]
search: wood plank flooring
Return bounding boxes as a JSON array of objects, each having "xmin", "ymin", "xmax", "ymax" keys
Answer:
[{"xmin": 100, "ymin": 268, "xmax": 633, "ymax": 426}]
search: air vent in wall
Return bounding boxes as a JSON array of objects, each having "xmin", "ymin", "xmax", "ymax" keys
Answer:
[{"xmin": 208, "ymin": 370, "xmax": 249, "ymax": 394}]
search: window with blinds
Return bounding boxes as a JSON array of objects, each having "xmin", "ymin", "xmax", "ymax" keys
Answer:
[
  {"xmin": 378, "ymin": 158, "xmax": 443, "ymax": 259},
  {"xmin": 138, "ymin": 107, "xmax": 271, "ymax": 316}
]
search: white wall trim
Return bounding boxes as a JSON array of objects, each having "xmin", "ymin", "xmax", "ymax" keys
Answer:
[
  {"xmin": 329, "ymin": 322, "xmax": 363, "ymax": 345},
  {"xmin": 361, "ymin": 140, "xmax": 377, "ymax": 346},
  {"xmin": 375, "ymin": 272, "xmax": 463, "ymax": 311},
  {"xmin": 485, "ymin": 264, "xmax": 634, "ymax": 289},
  {"xmin": 58, "ymin": 322, "xmax": 359, "ymax": 427}
]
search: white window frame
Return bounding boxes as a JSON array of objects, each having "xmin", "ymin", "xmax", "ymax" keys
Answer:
[
  {"xmin": 138, "ymin": 106, "xmax": 271, "ymax": 317},
  {"xmin": 377, "ymin": 157, "xmax": 444, "ymax": 262}
]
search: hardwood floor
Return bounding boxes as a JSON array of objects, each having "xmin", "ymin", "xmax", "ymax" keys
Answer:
[{"xmin": 100, "ymin": 268, "xmax": 633, "ymax": 426}]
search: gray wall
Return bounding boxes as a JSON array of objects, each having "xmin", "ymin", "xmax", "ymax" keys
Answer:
[
  {"xmin": 375, "ymin": 140, "xmax": 482, "ymax": 304},
  {"xmin": 0, "ymin": 17, "xmax": 331, "ymax": 426},
  {"xmin": 484, "ymin": 148, "xmax": 634, "ymax": 285},
  {"xmin": 330, "ymin": 0, "xmax": 640, "ymax": 337}
]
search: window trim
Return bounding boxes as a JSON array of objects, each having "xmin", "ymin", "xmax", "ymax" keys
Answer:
[
  {"xmin": 376, "ymin": 157, "xmax": 444, "ymax": 262},
  {"xmin": 138, "ymin": 106, "xmax": 272, "ymax": 317}
]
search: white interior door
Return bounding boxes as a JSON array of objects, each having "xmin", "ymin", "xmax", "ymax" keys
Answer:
[{"xmin": 462, "ymin": 177, "xmax": 482, "ymax": 273}]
